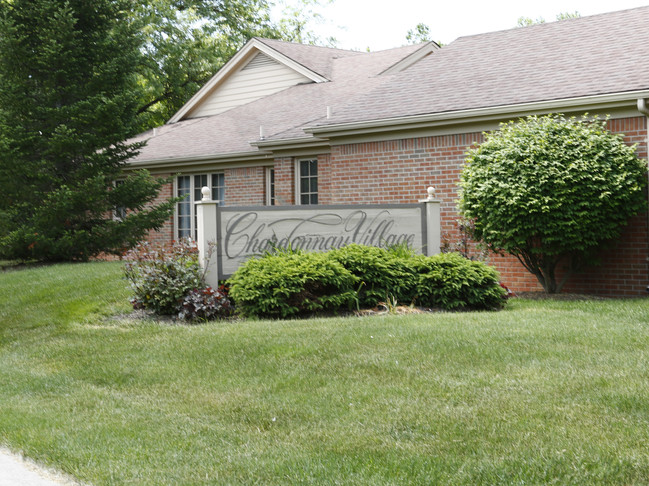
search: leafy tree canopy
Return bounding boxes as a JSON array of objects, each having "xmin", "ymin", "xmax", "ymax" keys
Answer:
[
  {"xmin": 406, "ymin": 23, "xmax": 432, "ymax": 44},
  {"xmin": 132, "ymin": 0, "xmax": 332, "ymax": 130},
  {"xmin": 405, "ymin": 22, "xmax": 443, "ymax": 46},
  {"xmin": 517, "ymin": 11, "xmax": 580, "ymax": 27},
  {"xmin": 459, "ymin": 114, "xmax": 647, "ymax": 293}
]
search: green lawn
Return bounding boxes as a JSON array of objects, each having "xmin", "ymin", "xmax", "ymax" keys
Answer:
[{"xmin": 1, "ymin": 262, "xmax": 648, "ymax": 485}]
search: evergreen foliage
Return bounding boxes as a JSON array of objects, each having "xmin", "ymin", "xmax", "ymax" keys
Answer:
[
  {"xmin": 0, "ymin": 0, "xmax": 175, "ymax": 261},
  {"xmin": 328, "ymin": 244, "xmax": 417, "ymax": 308},
  {"xmin": 412, "ymin": 253, "xmax": 507, "ymax": 310},
  {"xmin": 228, "ymin": 245, "xmax": 507, "ymax": 318},
  {"xmin": 227, "ymin": 249, "xmax": 358, "ymax": 318},
  {"xmin": 459, "ymin": 114, "xmax": 647, "ymax": 293}
]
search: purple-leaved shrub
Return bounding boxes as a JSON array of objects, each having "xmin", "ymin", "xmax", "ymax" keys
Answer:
[{"xmin": 124, "ymin": 239, "xmax": 230, "ymax": 320}]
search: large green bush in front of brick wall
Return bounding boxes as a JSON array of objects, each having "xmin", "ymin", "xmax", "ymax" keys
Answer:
[
  {"xmin": 459, "ymin": 114, "xmax": 648, "ymax": 294},
  {"xmin": 227, "ymin": 244, "xmax": 507, "ymax": 318}
]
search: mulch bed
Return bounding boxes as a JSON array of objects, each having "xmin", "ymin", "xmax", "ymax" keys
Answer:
[{"xmin": 110, "ymin": 292, "xmax": 612, "ymax": 323}]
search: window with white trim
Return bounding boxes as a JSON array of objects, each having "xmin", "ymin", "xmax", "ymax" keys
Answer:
[
  {"xmin": 265, "ymin": 167, "xmax": 275, "ymax": 205},
  {"xmin": 297, "ymin": 159, "xmax": 317, "ymax": 205},
  {"xmin": 176, "ymin": 173, "xmax": 224, "ymax": 239},
  {"xmin": 113, "ymin": 179, "xmax": 127, "ymax": 220}
]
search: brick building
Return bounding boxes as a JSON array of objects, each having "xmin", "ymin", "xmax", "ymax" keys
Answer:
[{"xmin": 128, "ymin": 6, "xmax": 649, "ymax": 296}]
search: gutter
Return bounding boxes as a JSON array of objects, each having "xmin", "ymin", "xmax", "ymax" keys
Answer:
[
  {"xmin": 251, "ymin": 135, "xmax": 330, "ymax": 152},
  {"xmin": 125, "ymin": 150, "xmax": 273, "ymax": 172},
  {"xmin": 305, "ymin": 90, "xmax": 649, "ymax": 138},
  {"xmin": 636, "ymin": 99, "xmax": 649, "ymax": 292}
]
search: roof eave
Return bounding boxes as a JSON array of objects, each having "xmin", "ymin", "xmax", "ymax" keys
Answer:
[
  {"xmin": 251, "ymin": 136, "xmax": 330, "ymax": 151},
  {"xmin": 125, "ymin": 150, "xmax": 274, "ymax": 171},
  {"xmin": 305, "ymin": 90, "xmax": 649, "ymax": 138}
]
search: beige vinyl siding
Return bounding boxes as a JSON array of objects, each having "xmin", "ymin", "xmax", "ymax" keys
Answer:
[{"xmin": 187, "ymin": 53, "xmax": 312, "ymax": 118}]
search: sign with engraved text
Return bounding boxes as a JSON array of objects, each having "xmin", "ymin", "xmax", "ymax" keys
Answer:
[{"xmin": 215, "ymin": 204, "xmax": 428, "ymax": 277}]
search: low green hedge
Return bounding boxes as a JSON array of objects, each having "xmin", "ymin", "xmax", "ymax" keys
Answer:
[
  {"xmin": 227, "ymin": 249, "xmax": 358, "ymax": 318},
  {"xmin": 412, "ymin": 252, "xmax": 507, "ymax": 310},
  {"xmin": 228, "ymin": 245, "xmax": 507, "ymax": 318},
  {"xmin": 328, "ymin": 244, "xmax": 417, "ymax": 308}
]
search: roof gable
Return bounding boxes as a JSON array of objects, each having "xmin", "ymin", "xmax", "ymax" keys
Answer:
[
  {"xmin": 186, "ymin": 52, "xmax": 311, "ymax": 119},
  {"xmin": 168, "ymin": 38, "xmax": 353, "ymax": 123},
  {"xmin": 380, "ymin": 41, "xmax": 439, "ymax": 75},
  {"xmin": 132, "ymin": 7, "xmax": 649, "ymax": 165}
]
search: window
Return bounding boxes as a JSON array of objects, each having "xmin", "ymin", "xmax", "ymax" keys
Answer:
[
  {"xmin": 176, "ymin": 173, "xmax": 224, "ymax": 239},
  {"xmin": 114, "ymin": 180, "xmax": 127, "ymax": 220},
  {"xmin": 265, "ymin": 167, "xmax": 275, "ymax": 205},
  {"xmin": 298, "ymin": 159, "xmax": 317, "ymax": 205}
]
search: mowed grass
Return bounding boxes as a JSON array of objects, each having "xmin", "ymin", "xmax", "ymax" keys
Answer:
[{"xmin": 1, "ymin": 262, "xmax": 649, "ymax": 485}]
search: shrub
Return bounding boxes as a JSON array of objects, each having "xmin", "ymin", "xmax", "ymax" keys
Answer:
[
  {"xmin": 413, "ymin": 253, "xmax": 507, "ymax": 310},
  {"xmin": 460, "ymin": 114, "xmax": 648, "ymax": 293},
  {"xmin": 440, "ymin": 218, "xmax": 489, "ymax": 261},
  {"xmin": 328, "ymin": 244, "xmax": 417, "ymax": 308},
  {"xmin": 123, "ymin": 239, "xmax": 203, "ymax": 316},
  {"xmin": 179, "ymin": 287, "xmax": 231, "ymax": 321},
  {"xmin": 228, "ymin": 244, "xmax": 506, "ymax": 317},
  {"xmin": 227, "ymin": 250, "xmax": 358, "ymax": 318}
]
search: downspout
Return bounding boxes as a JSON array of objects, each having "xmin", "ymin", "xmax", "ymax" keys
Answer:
[{"xmin": 636, "ymin": 99, "xmax": 649, "ymax": 292}]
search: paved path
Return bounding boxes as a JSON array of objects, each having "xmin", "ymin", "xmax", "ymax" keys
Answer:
[{"xmin": 0, "ymin": 447, "xmax": 79, "ymax": 486}]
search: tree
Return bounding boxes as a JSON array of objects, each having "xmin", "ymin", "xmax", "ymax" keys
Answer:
[
  {"xmin": 132, "ymin": 0, "xmax": 331, "ymax": 130},
  {"xmin": 517, "ymin": 11, "xmax": 580, "ymax": 27},
  {"xmin": 405, "ymin": 22, "xmax": 443, "ymax": 47},
  {"xmin": 406, "ymin": 23, "xmax": 432, "ymax": 44},
  {"xmin": 555, "ymin": 11, "xmax": 580, "ymax": 21},
  {"xmin": 459, "ymin": 114, "xmax": 647, "ymax": 293},
  {"xmin": 0, "ymin": 0, "xmax": 175, "ymax": 261},
  {"xmin": 516, "ymin": 16, "xmax": 545, "ymax": 27}
]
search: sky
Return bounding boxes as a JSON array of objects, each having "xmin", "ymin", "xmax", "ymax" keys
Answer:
[{"xmin": 272, "ymin": 0, "xmax": 649, "ymax": 51}]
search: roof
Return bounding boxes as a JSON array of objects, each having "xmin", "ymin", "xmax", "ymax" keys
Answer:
[
  {"xmin": 312, "ymin": 6, "xmax": 649, "ymax": 129},
  {"xmin": 130, "ymin": 6, "xmax": 649, "ymax": 166},
  {"xmin": 130, "ymin": 42, "xmax": 426, "ymax": 164},
  {"xmin": 254, "ymin": 38, "xmax": 363, "ymax": 80}
]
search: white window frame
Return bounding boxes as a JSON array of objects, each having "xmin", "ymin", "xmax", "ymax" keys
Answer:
[
  {"xmin": 294, "ymin": 158, "xmax": 318, "ymax": 205},
  {"xmin": 265, "ymin": 167, "xmax": 275, "ymax": 206},
  {"xmin": 113, "ymin": 179, "xmax": 127, "ymax": 221},
  {"xmin": 175, "ymin": 172, "xmax": 224, "ymax": 240}
]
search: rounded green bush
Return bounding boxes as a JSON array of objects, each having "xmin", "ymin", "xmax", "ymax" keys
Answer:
[
  {"xmin": 328, "ymin": 244, "xmax": 417, "ymax": 308},
  {"xmin": 227, "ymin": 250, "xmax": 358, "ymax": 318},
  {"xmin": 460, "ymin": 114, "xmax": 647, "ymax": 293},
  {"xmin": 413, "ymin": 253, "xmax": 507, "ymax": 310}
]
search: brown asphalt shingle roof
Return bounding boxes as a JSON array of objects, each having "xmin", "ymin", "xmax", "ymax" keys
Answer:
[
  {"xmin": 131, "ymin": 6, "xmax": 649, "ymax": 164},
  {"xmin": 130, "ymin": 43, "xmax": 424, "ymax": 162},
  {"xmin": 255, "ymin": 37, "xmax": 362, "ymax": 80},
  {"xmin": 313, "ymin": 6, "xmax": 649, "ymax": 127}
]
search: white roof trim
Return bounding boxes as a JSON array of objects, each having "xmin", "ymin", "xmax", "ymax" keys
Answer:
[
  {"xmin": 168, "ymin": 38, "xmax": 328, "ymax": 124},
  {"xmin": 381, "ymin": 42, "xmax": 440, "ymax": 75},
  {"xmin": 126, "ymin": 150, "xmax": 274, "ymax": 170},
  {"xmin": 305, "ymin": 90, "xmax": 649, "ymax": 137}
]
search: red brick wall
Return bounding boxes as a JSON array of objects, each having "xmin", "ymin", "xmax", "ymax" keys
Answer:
[
  {"xmin": 224, "ymin": 167, "xmax": 265, "ymax": 206},
  {"xmin": 146, "ymin": 173, "xmax": 174, "ymax": 246},
  {"xmin": 145, "ymin": 116, "xmax": 648, "ymax": 296},
  {"xmin": 322, "ymin": 118, "xmax": 649, "ymax": 296},
  {"xmin": 274, "ymin": 157, "xmax": 295, "ymax": 206}
]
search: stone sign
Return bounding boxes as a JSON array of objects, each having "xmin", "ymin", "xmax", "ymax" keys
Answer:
[
  {"xmin": 217, "ymin": 204, "xmax": 427, "ymax": 277},
  {"xmin": 195, "ymin": 187, "xmax": 441, "ymax": 286}
]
